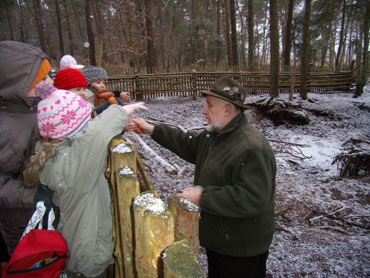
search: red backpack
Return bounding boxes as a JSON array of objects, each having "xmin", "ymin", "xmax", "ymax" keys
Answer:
[{"xmin": 1, "ymin": 229, "xmax": 69, "ymax": 278}]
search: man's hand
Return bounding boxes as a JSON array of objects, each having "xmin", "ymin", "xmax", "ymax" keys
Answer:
[
  {"xmin": 177, "ymin": 186, "xmax": 202, "ymax": 206},
  {"xmin": 120, "ymin": 91, "xmax": 131, "ymax": 102},
  {"xmin": 132, "ymin": 118, "xmax": 155, "ymax": 135}
]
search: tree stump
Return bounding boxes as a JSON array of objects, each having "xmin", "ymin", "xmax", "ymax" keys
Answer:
[
  {"xmin": 162, "ymin": 240, "xmax": 206, "ymax": 278},
  {"xmin": 168, "ymin": 196, "xmax": 200, "ymax": 258},
  {"xmin": 134, "ymin": 192, "xmax": 174, "ymax": 278}
]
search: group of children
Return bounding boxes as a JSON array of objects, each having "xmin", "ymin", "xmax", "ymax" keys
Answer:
[{"xmin": 0, "ymin": 44, "xmax": 147, "ymax": 278}]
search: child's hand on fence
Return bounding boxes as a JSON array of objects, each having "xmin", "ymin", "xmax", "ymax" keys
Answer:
[
  {"xmin": 123, "ymin": 102, "xmax": 148, "ymax": 115},
  {"xmin": 120, "ymin": 91, "xmax": 131, "ymax": 102}
]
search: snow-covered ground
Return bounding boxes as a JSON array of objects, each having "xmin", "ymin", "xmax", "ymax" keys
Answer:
[{"xmin": 123, "ymin": 85, "xmax": 370, "ymax": 278}]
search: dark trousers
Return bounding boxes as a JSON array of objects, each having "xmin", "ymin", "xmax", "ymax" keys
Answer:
[{"xmin": 206, "ymin": 249, "xmax": 268, "ymax": 278}]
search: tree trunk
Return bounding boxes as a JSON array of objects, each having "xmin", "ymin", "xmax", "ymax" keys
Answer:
[
  {"xmin": 145, "ymin": 0, "xmax": 156, "ymax": 73},
  {"xmin": 224, "ymin": 0, "xmax": 232, "ymax": 69},
  {"xmin": 70, "ymin": 0, "xmax": 84, "ymax": 45},
  {"xmin": 247, "ymin": 0, "xmax": 255, "ymax": 71},
  {"xmin": 335, "ymin": 0, "xmax": 346, "ymax": 72},
  {"xmin": 16, "ymin": 0, "xmax": 27, "ymax": 42},
  {"xmin": 283, "ymin": 0, "xmax": 294, "ymax": 71},
  {"xmin": 300, "ymin": 0, "xmax": 311, "ymax": 100},
  {"xmin": 355, "ymin": 1, "xmax": 370, "ymax": 97},
  {"xmin": 216, "ymin": 0, "xmax": 221, "ymax": 66},
  {"xmin": 32, "ymin": 0, "xmax": 47, "ymax": 53},
  {"xmin": 5, "ymin": 0, "xmax": 14, "ymax": 40},
  {"xmin": 85, "ymin": 0, "xmax": 96, "ymax": 65},
  {"xmin": 230, "ymin": 0, "xmax": 238, "ymax": 70},
  {"xmin": 269, "ymin": 0, "xmax": 279, "ymax": 98},
  {"xmin": 62, "ymin": 0, "xmax": 74, "ymax": 55},
  {"xmin": 55, "ymin": 0, "xmax": 64, "ymax": 59}
]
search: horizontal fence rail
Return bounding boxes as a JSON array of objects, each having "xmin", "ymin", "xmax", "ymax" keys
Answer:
[{"xmin": 106, "ymin": 71, "xmax": 355, "ymax": 99}]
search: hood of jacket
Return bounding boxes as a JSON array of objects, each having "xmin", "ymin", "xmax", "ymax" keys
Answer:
[{"xmin": 0, "ymin": 40, "xmax": 48, "ymax": 108}]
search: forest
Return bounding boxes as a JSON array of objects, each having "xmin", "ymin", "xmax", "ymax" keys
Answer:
[{"xmin": 1, "ymin": 0, "xmax": 369, "ymax": 94}]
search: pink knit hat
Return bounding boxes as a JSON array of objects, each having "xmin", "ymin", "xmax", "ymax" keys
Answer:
[{"xmin": 37, "ymin": 89, "xmax": 92, "ymax": 140}]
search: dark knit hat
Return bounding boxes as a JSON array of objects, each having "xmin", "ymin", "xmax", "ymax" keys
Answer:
[
  {"xmin": 54, "ymin": 68, "xmax": 88, "ymax": 90},
  {"xmin": 82, "ymin": 66, "xmax": 108, "ymax": 85},
  {"xmin": 202, "ymin": 77, "xmax": 247, "ymax": 110}
]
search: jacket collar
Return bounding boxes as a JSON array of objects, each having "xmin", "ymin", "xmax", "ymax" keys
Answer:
[{"xmin": 217, "ymin": 113, "xmax": 247, "ymax": 137}]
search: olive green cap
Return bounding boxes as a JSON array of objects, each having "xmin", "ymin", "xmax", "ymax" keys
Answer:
[{"xmin": 202, "ymin": 77, "xmax": 247, "ymax": 110}]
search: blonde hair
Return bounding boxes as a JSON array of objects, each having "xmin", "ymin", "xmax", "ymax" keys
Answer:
[{"xmin": 23, "ymin": 139, "xmax": 60, "ymax": 188}]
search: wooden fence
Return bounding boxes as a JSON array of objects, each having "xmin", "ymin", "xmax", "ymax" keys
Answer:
[
  {"xmin": 108, "ymin": 136, "xmax": 205, "ymax": 278},
  {"xmin": 105, "ymin": 71, "xmax": 355, "ymax": 100}
]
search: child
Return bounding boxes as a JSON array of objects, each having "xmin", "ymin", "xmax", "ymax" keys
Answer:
[
  {"xmin": 53, "ymin": 67, "xmax": 91, "ymax": 101},
  {"xmin": 23, "ymin": 88, "xmax": 148, "ymax": 277},
  {"xmin": 82, "ymin": 66, "xmax": 131, "ymax": 106},
  {"xmin": 59, "ymin": 54, "xmax": 84, "ymax": 71}
]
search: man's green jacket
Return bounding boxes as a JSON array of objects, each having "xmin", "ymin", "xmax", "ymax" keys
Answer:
[{"xmin": 152, "ymin": 113, "xmax": 276, "ymax": 257}]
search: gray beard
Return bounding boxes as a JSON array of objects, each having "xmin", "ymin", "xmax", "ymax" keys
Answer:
[{"xmin": 205, "ymin": 124, "xmax": 220, "ymax": 132}]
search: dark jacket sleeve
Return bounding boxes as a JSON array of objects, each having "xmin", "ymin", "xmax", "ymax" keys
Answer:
[
  {"xmin": 0, "ymin": 175, "xmax": 37, "ymax": 209},
  {"xmin": 151, "ymin": 124, "xmax": 199, "ymax": 164}
]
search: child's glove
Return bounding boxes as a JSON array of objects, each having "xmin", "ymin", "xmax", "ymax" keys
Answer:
[{"xmin": 123, "ymin": 102, "xmax": 148, "ymax": 115}]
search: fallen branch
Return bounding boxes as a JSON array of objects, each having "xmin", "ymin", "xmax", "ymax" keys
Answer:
[{"xmin": 128, "ymin": 133, "xmax": 179, "ymax": 174}]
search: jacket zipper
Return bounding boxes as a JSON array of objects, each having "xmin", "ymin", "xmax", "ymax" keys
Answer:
[{"xmin": 220, "ymin": 219, "xmax": 230, "ymax": 240}]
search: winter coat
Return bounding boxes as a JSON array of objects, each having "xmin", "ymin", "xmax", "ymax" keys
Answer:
[
  {"xmin": 0, "ymin": 41, "xmax": 48, "ymax": 254},
  {"xmin": 151, "ymin": 113, "xmax": 276, "ymax": 257},
  {"xmin": 39, "ymin": 105, "xmax": 129, "ymax": 277}
]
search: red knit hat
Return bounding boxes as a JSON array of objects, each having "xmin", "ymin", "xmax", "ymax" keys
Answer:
[{"xmin": 54, "ymin": 68, "xmax": 88, "ymax": 90}]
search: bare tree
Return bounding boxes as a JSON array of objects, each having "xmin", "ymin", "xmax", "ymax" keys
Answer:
[
  {"xmin": 269, "ymin": 0, "xmax": 279, "ymax": 98},
  {"xmin": 224, "ymin": 0, "xmax": 232, "ymax": 69},
  {"xmin": 355, "ymin": 0, "xmax": 370, "ymax": 97},
  {"xmin": 55, "ymin": 0, "xmax": 64, "ymax": 58},
  {"xmin": 230, "ymin": 0, "xmax": 238, "ymax": 69},
  {"xmin": 5, "ymin": 0, "xmax": 15, "ymax": 40},
  {"xmin": 216, "ymin": 0, "xmax": 222, "ymax": 66},
  {"xmin": 283, "ymin": 0, "xmax": 294, "ymax": 71},
  {"xmin": 31, "ymin": 0, "xmax": 47, "ymax": 52},
  {"xmin": 300, "ymin": 0, "xmax": 312, "ymax": 100},
  {"xmin": 247, "ymin": 0, "xmax": 255, "ymax": 71},
  {"xmin": 16, "ymin": 0, "xmax": 27, "ymax": 42},
  {"xmin": 145, "ymin": 0, "xmax": 156, "ymax": 73},
  {"xmin": 62, "ymin": 0, "xmax": 74, "ymax": 55},
  {"xmin": 335, "ymin": 0, "xmax": 346, "ymax": 72},
  {"xmin": 85, "ymin": 0, "xmax": 96, "ymax": 65}
]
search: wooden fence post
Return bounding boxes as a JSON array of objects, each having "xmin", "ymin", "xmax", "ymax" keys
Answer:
[
  {"xmin": 162, "ymin": 240, "xmax": 206, "ymax": 278},
  {"xmin": 168, "ymin": 196, "xmax": 200, "ymax": 258},
  {"xmin": 109, "ymin": 138, "xmax": 140, "ymax": 278},
  {"xmin": 134, "ymin": 192, "xmax": 174, "ymax": 278}
]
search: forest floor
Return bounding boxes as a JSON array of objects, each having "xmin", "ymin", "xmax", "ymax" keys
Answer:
[{"xmin": 123, "ymin": 85, "xmax": 370, "ymax": 278}]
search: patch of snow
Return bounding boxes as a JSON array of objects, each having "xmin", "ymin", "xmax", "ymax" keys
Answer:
[
  {"xmin": 118, "ymin": 166, "xmax": 135, "ymax": 176},
  {"xmin": 111, "ymin": 143, "xmax": 133, "ymax": 154},
  {"xmin": 124, "ymin": 85, "xmax": 370, "ymax": 277},
  {"xmin": 133, "ymin": 192, "xmax": 167, "ymax": 216}
]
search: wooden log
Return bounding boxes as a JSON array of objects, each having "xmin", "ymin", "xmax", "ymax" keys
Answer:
[
  {"xmin": 168, "ymin": 196, "xmax": 200, "ymax": 258},
  {"xmin": 115, "ymin": 168, "xmax": 141, "ymax": 278},
  {"xmin": 134, "ymin": 192, "xmax": 174, "ymax": 278},
  {"xmin": 109, "ymin": 137, "xmax": 139, "ymax": 278},
  {"xmin": 162, "ymin": 240, "xmax": 206, "ymax": 278}
]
